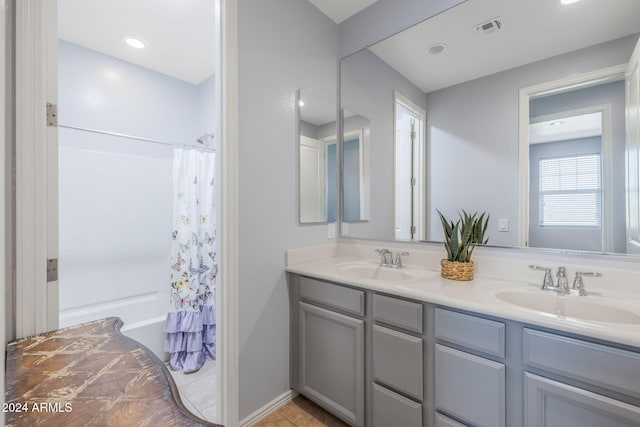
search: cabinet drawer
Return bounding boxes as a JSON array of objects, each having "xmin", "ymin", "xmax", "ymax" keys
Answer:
[
  {"xmin": 373, "ymin": 294, "xmax": 423, "ymax": 333},
  {"xmin": 435, "ymin": 308, "xmax": 505, "ymax": 358},
  {"xmin": 523, "ymin": 329, "xmax": 640, "ymax": 398},
  {"xmin": 525, "ymin": 372, "xmax": 640, "ymax": 426},
  {"xmin": 435, "ymin": 412, "xmax": 468, "ymax": 427},
  {"xmin": 435, "ymin": 344, "xmax": 505, "ymax": 427},
  {"xmin": 300, "ymin": 276, "xmax": 364, "ymax": 316},
  {"xmin": 373, "ymin": 325, "xmax": 423, "ymax": 400},
  {"xmin": 372, "ymin": 383, "xmax": 422, "ymax": 427}
]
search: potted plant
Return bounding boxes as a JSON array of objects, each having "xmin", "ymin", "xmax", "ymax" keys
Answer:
[{"xmin": 437, "ymin": 209, "xmax": 489, "ymax": 281}]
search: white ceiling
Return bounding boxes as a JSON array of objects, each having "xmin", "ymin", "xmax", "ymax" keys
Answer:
[
  {"xmin": 530, "ymin": 112, "xmax": 602, "ymax": 144},
  {"xmin": 370, "ymin": 0, "xmax": 640, "ymax": 93},
  {"xmin": 307, "ymin": 0, "xmax": 378, "ymax": 24},
  {"xmin": 299, "ymin": 91, "xmax": 336, "ymax": 127},
  {"xmin": 58, "ymin": 0, "xmax": 216, "ymax": 85}
]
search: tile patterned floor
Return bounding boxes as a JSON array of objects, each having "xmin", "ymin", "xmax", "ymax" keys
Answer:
[
  {"xmin": 253, "ymin": 395, "xmax": 349, "ymax": 427},
  {"xmin": 167, "ymin": 360, "xmax": 218, "ymax": 423}
]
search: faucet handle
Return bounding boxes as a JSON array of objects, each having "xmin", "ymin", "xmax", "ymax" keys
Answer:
[
  {"xmin": 393, "ymin": 252, "xmax": 410, "ymax": 268},
  {"xmin": 572, "ymin": 271, "xmax": 602, "ymax": 296},
  {"xmin": 374, "ymin": 248, "xmax": 391, "ymax": 266},
  {"xmin": 529, "ymin": 265, "xmax": 554, "ymax": 290}
]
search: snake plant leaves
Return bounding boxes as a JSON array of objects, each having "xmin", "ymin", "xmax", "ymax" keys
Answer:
[{"xmin": 438, "ymin": 209, "xmax": 490, "ymax": 262}]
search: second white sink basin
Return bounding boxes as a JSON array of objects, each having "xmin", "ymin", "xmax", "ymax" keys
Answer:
[{"xmin": 495, "ymin": 289, "xmax": 640, "ymax": 324}]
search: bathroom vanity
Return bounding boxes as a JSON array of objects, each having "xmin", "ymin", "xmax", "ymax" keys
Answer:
[{"xmin": 287, "ymin": 247, "xmax": 640, "ymax": 427}]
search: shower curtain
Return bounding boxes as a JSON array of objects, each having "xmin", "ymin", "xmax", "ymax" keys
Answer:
[{"xmin": 164, "ymin": 148, "xmax": 217, "ymax": 372}]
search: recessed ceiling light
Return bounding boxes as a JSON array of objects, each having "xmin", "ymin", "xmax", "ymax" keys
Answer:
[
  {"xmin": 299, "ymin": 100, "xmax": 305, "ymax": 107},
  {"xmin": 550, "ymin": 121, "xmax": 564, "ymax": 126},
  {"xmin": 560, "ymin": 0, "xmax": 580, "ymax": 5},
  {"xmin": 124, "ymin": 36, "xmax": 146, "ymax": 49},
  {"xmin": 425, "ymin": 43, "xmax": 447, "ymax": 55}
]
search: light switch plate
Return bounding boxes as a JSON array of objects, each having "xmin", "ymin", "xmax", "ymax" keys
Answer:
[{"xmin": 498, "ymin": 218, "xmax": 509, "ymax": 232}]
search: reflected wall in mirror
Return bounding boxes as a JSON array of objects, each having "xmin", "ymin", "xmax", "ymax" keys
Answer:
[
  {"xmin": 339, "ymin": 0, "xmax": 640, "ymax": 255},
  {"xmin": 298, "ymin": 89, "xmax": 337, "ymax": 224},
  {"xmin": 342, "ymin": 109, "xmax": 371, "ymax": 222}
]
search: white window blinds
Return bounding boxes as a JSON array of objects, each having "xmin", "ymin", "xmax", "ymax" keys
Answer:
[{"xmin": 539, "ymin": 154, "xmax": 601, "ymax": 227}]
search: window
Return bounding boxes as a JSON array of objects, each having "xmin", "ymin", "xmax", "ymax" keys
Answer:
[{"xmin": 539, "ymin": 154, "xmax": 601, "ymax": 227}]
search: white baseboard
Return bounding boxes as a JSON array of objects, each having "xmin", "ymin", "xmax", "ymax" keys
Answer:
[{"xmin": 240, "ymin": 389, "xmax": 298, "ymax": 426}]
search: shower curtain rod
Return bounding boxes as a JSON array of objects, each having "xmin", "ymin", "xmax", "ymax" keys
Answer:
[{"xmin": 59, "ymin": 124, "xmax": 217, "ymax": 152}]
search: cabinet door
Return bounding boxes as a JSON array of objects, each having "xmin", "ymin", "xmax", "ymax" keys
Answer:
[
  {"xmin": 299, "ymin": 302, "xmax": 364, "ymax": 426},
  {"xmin": 372, "ymin": 383, "xmax": 422, "ymax": 427},
  {"xmin": 435, "ymin": 344, "xmax": 505, "ymax": 427},
  {"xmin": 525, "ymin": 373, "xmax": 640, "ymax": 427}
]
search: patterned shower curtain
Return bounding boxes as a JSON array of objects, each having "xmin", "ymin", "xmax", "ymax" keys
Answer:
[{"xmin": 164, "ymin": 148, "xmax": 217, "ymax": 372}]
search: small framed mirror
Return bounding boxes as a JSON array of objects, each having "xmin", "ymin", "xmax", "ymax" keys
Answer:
[{"xmin": 298, "ymin": 89, "xmax": 338, "ymax": 224}]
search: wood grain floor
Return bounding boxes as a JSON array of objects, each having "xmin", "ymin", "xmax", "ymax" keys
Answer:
[{"xmin": 253, "ymin": 395, "xmax": 349, "ymax": 427}]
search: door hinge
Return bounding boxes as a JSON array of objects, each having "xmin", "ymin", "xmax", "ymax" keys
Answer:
[
  {"xmin": 46, "ymin": 102, "xmax": 58, "ymax": 127},
  {"xmin": 411, "ymin": 177, "xmax": 417, "ymax": 186},
  {"xmin": 411, "ymin": 225, "xmax": 417, "ymax": 235},
  {"xmin": 47, "ymin": 258, "xmax": 58, "ymax": 282}
]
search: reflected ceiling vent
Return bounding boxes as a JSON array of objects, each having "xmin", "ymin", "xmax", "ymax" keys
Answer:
[{"xmin": 475, "ymin": 17, "xmax": 503, "ymax": 35}]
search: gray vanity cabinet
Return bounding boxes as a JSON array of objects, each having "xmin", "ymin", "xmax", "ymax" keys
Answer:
[
  {"xmin": 289, "ymin": 273, "xmax": 640, "ymax": 427},
  {"xmin": 371, "ymin": 295, "xmax": 424, "ymax": 427},
  {"xmin": 434, "ymin": 308, "xmax": 506, "ymax": 427},
  {"xmin": 524, "ymin": 373, "xmax": 640, "ymax": 426},
  {"xmin": 522, "ymin": 328, "xmax": 640, "ymax": 427},
  {"xmin": 296, "ymin": 278, "xmax": 365, "ymax": 427}
]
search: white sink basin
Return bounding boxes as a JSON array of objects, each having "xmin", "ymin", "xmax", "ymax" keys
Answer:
[
  {"xmin": 334, "ymin": 262, "xmax": 437, "ymax": 282},
  {"xmin": 495, "ymin": 290, "xmax": 640, "ymax": 324}
]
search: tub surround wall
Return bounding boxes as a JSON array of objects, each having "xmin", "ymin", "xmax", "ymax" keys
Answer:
[{"xmin": 57, "ymin": 40, "xmax": 213, "ymax": 358}]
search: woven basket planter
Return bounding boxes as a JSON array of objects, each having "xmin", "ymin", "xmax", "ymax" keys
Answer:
[{"xmin": 440, "ymin": 259, "xmax": 474, "ymax": 281}]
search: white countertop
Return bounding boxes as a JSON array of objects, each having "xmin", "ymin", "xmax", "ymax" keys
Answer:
[{"xmin": 286, "ymin": 255, "xmax": 640, "ymax": 349}]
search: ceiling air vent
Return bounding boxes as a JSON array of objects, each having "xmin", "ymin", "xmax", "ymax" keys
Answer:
[{"xmin": 475, "ymin": 17, "xmax": 503, "ymax": 35}]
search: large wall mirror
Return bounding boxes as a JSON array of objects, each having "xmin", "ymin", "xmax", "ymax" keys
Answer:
[
  {"xmin": 298, "ymin": 89, "xmax": 338, "ymax": 224},
  {"xmin": 339, "ymin": 0, "xmax": 640, "ymax": 255}
]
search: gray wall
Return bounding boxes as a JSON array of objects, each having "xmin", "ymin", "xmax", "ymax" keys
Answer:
[
  {"xmin": 341, "ymin": 48, "xmax": 427, "ymax": 239},
  {"xmin": 426, "ymin": 35, "xmax": 638, "ymax": 247},
  {"xmin": 530, "ymin": 81, "xmax": 626, "ymax": 253},
  {"xmin": 238, "ymin": 0, "xmax": 337, "ymax": 419}
]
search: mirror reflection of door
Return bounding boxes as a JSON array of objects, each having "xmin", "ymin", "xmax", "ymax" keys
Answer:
[
  {"xmin": 342, "ymin": 109, "xmax": 371, "ymax": 222},
  {"xmin": 395, "ymin": 93, "xmax": 425, "ymax": 241},
  {"xmin": 343, "ymin": 129, "xmax": 365, "ymax": 221},
  {"xmin": 300, "ymin": 135, "xmax": 327, "ymax": 222},
  {"xmin": 529, "ymin": 111, "xmax": 605, "ymax": 252},
  {"xmin": 298, "ymin": 89, "xmax": 338, "ymax": 224}
]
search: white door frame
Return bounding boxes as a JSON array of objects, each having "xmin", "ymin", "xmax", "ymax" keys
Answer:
[
  {"xmin": 15, "ymin": 1, "xmax": 240, "ymax": 425},
  {"xmin": 15, "ymin": 0, "xmax": 58, "ymax": 337},
  {"xmin": 518, "ymin": 64, "xmax": 626, "ymax": 248},
  {"xmin": 1, "ymin": 0, "xmax": 9, "ymax": 411}
]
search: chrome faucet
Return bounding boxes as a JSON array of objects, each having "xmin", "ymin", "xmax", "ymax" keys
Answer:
[
  {"xmin": 572, "ymin": 271, "xmax": 602, "ymax": 296},
  {"xmin": 375, "ymin": 249, "xmax": 393, "ymax": 267},
  {"xmin": 529, "ymin": 265, "xmax": 554, "ymax": 290},
  {"xmin": 556, "ymin": 267, "xmax": 569, "ymax": 295},
  {"xmin": 375, "ymin": 249, "xmax": 409, "ymax": 268},
  {"xmin": 392, "ymin": 252, "xmax": 410, "ymax": 269}
]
